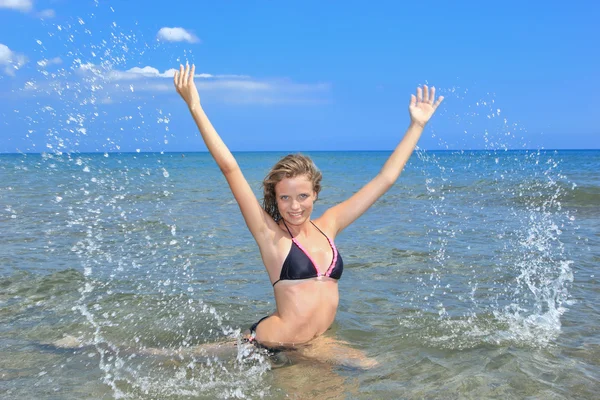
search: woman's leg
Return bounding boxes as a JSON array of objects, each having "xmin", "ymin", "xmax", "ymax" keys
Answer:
[{"xmin": 293, "ymin": 336, "xmax": 379, "ymax": 369}]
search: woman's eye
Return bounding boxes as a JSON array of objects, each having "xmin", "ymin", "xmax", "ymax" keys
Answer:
[
  {"xmin": 280, "ymin": 196, "xmax": 289, "ymax": 200},
  {"xmin": 299, "ymin": 194, "xmax": 308, "ymax": 199}
]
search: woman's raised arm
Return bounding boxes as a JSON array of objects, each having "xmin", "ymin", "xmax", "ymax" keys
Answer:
[
  {"xmin": 321, "ymin": 85, "xmax": 444, "ymax": 235},
  {"xmin": 174, "ymin": 64, "xmax": 278, "ymax": 242}
]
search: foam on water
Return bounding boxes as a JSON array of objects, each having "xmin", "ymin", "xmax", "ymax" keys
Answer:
[
  {"xmin": 60, "ymin": 158, "xmax": 273, "ymax": 397},
  {"xmin": 408, "ymin": 90, "xmax": 576, "ymax": 350},
  {"xmin": 8, "ymin": 3, "xmax": 584, "ymax": 397},
  {"xmin": 20, "ymin": 4, "xmax": 272, "ymax": 398}
]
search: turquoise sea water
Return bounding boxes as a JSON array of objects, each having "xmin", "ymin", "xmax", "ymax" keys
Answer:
[{"xmin": 0, "ymin": 150, "xmax": 598, "ymax": 399}]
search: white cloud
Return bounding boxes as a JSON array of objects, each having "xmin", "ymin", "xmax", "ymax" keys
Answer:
[
  {"xmin": 200, "ymin": 79, "xmax": 272, "ymax": 91},
  {"xmin": 157, "ymin": 27, "xmax": 199, "ymax": 43},
  {"xmin": 0, "ymin": 0, "xmax": 33, "ymax": 12},
  {"xmin": 107, "ymin": 66, "xmax": 175, "ymax": 80},
  {"xmin": 99, "ymin": 66, "xmax": 277, "ymax": 93},
  {"xmin": 0, "ymin": 44, "xmax": 12, "ymax": 63},
  {"xmin": 0, "ymin": 1, "xmax": 55, "ymax": 18},
  {"xmin": 23, "ymin": 62, "xmax": 331, "ymax": 105},
  {"xmin": 37, "ymin": 57, "xmax": 62, "ymax": 67},
  {"xmin": 37, "ymin": 8, "xmax": 55, "ymax": 18},
  {"xmin": 76, "ymin": 62, "xmax": 101, "ymax": 76},
  {"xmin": 0, "ymin": 43, "xmax": 26, "ymax": 75},
  {"xmin": 201, "ymin": 79, "xmax": 332, "ymax": 105},
  {"xmin": 105, "ymin": 66, "xmax": 216, "ymax": 81}
]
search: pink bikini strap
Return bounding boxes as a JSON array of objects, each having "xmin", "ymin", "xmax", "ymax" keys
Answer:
[
  {"xmin": 324, "ymin": 239, "xmax": 339, "ymax": 277},
  {"xmin": 281, "ymin": 220, "xmax": 338, "ymax": 277},
  {"xmin": 309, "ymin": 222, "xmax": 338, "ymax": 276}
]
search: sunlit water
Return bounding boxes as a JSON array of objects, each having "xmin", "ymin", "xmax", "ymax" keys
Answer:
[
  {"xmin": 1, "ymin": 150, "xmax": 598, "ymax": 399},
  {"xmin": 1, "ymin": 2, "xmax": 599, "ymax": 398}
]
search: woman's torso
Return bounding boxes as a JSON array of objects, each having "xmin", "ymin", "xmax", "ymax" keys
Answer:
[
  {"xmin": 255, "ymin": 218, "xmax": 343, "ymax": 346},
  {"xmin": 271, "ymin": 278, "xmax": 339, "ymax": 343}
]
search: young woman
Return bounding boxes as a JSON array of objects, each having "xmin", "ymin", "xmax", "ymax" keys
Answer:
[{"xmin": 174, "ymin": 64, "xmax": 443, "ymax": 352}]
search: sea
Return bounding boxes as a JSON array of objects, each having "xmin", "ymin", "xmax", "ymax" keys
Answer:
[{"xmin": 0, "ymin": 149, "xmax": 598, "ymax": 399}]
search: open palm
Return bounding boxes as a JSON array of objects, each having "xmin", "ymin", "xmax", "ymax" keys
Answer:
[
  {"xmin": 409, "ymin": 85, "xmax": 443, "ymax": 127},
  {"xmin": 174, "ymin": 63, "xmax": 201, "ymax": 109}
]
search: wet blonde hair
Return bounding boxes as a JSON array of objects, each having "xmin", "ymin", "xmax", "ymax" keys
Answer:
[{"xmin": 262, "ymin": 154, "xmax": 322, "ymax": 221}]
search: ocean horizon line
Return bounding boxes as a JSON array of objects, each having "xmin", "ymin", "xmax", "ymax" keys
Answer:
[{"xmin": 1, "ymin": 148, "xmax": 599, "ymax": 156}]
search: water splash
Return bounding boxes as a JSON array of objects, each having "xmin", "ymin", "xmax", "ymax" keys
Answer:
[
  {"xmin": 409, "ymin": 90, "xmax": 576, "ymax": 350},
  {"xmin": 20, "ymin": 3, "xmax": 272, "ymax": 398}
]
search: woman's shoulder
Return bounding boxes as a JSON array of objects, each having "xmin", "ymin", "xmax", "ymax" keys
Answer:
[{"xmin": 311, "ymin": 215, "xmax": 338, "ymax": 240}]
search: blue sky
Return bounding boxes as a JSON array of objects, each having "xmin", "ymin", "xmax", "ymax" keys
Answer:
[{"xmin": 0, "ymin": 0, "xmax": 598, "ymax": 153}]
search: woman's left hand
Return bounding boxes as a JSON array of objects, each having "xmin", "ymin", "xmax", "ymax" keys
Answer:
[
  {"xmin": 409, "ymin": 85, "xmax": 444, "ymax": 127},
  {"xmin": 174, "ymin": 63, "xmax": 201, "ymax": 110}
]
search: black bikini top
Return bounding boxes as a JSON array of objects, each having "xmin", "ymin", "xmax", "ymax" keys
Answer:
[{"xmin": 272, "ymin": 220, "xmax": 344, "ymax": 286}]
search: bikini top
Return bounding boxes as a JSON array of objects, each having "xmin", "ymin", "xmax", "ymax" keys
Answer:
[{"xmin": 272, "ymin": 220, "xmax": 344, "ymax": 286}]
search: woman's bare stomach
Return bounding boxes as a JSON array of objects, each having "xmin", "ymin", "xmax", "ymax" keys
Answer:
[{"xmin": 255, "ymin": 278, "xmax": 340, "ymax": 347}]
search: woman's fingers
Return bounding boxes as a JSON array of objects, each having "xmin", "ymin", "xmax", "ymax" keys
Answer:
[
  {"xmin": 174, "ymin": 65, "xmax": 180, "ymax": 87},
  {"xmin": 173, "ymin": 63, "xmax": 198, "ymax": 102},
  {"xmin": 174, "ymin": 63, "xmax": 195, "ymax": 88},
  {"xmin": 178, "ymin": 64, "xmax": 184, "ymax": 86},
  {"xmin": 414, "ymin": 85, "xmax": 443, "ymax": 108},
  {"xmin": 184, "ymin": 63, "xmax": 190, "ymax": 86},
  {"xmin": 410, "ymin": 94, "xmax": 417, "ymax": 108}
]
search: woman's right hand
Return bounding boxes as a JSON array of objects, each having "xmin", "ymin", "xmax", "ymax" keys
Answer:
[{"xmin": 174, "ymin": 63, "xmax": 201, "ymax": 110}]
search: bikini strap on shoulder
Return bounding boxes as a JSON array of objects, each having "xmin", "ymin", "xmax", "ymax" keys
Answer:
[
  {"xmin": 281, "ymin": 219, "xmax": 294, "ymax": 238},
  {"xmin": 310, "ymin": 221, "xmax": 328, "ymax": 238}
]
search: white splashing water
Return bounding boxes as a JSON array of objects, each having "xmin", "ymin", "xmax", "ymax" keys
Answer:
[
  {"xmin": 26, "ymin": 3, "xmax": 271, "ymax": 398},
  {"xmin": 409, "ymin": 89, "xmax": 575, "ymax": 349}
]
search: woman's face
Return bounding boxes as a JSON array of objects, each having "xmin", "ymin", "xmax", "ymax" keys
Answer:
[{"xmin": 275, "ymin": 175, "xmax": 316, "ymax": 225}]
